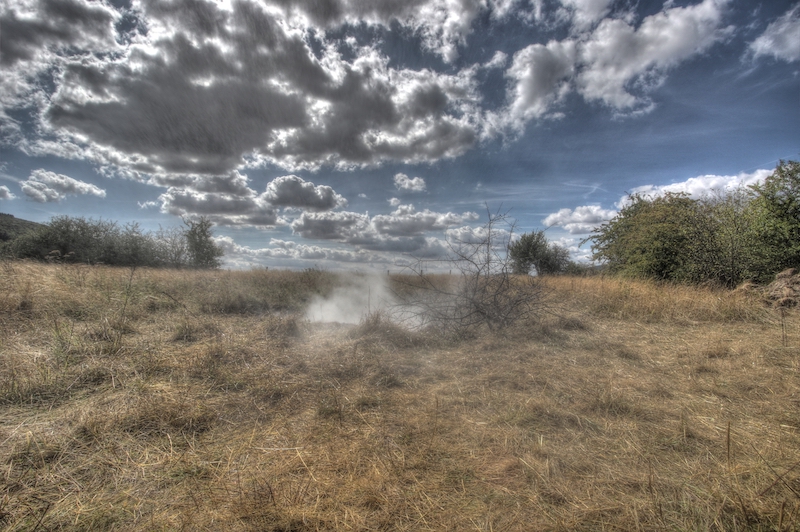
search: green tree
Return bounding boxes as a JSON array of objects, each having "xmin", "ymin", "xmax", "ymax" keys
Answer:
[
  {"xmin": 682, "ymin": 188, "xmax": 760, "ymax": 287},
  {"xmin": 589, "ymin": 193, "xmax": 698, "ymax": 281},
  {"xmin": 748, "ymin": 160, "xmax": 800, "ymax": 281},
  {"xmin": 184, "ymin": 217, "xmax": 224, "ymax": 269},
  {"xmin": 509, "ymin": 230, "xmax": 572, "ymax": 275}
]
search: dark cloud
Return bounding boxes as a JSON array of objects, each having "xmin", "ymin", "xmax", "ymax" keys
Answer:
[
  {"xmin": 504, "ymin": 40, "xmax": 576, "ymax": 124},
  {"xmin": 0, "ymin": 0, "xmax": 115, "ymax": 66},
  {"xmin": 290, "ymin": 205, "xmax": 476, "ymax": 255},
  {"xmin": 155, "ymin": 173, "xmax": 348, "ymax": 225},
  {"xmin": 291, "ymin": 211, "xmax": 370, "ymax": 240},
  {"xmin": 158, "ymin": 187, "xmax": 279, "ymax": 226},
  {"xmin": 47, "ymin": 68, "xmax": 309, "ymax": 175},
  {"xmin": 264, "ymin": 175, "xmax": 347, "ymax": 211},
  {"xmin": 143, "ymin": 0, "xmax": 229, "ymax": 38},
  {"xmin": 10, "ymin": 0, "xmax": 481, "ymax": 174}
]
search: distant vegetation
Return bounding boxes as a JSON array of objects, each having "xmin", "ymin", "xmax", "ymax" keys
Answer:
[
  {"xmin": 588, "ymin": 160, "xmax": 800, "ymax": 286},
  {"xmin": 1, "ymin": 214, "xmax": 224, "ymax": 269},
  {"xmin": 508, "ymin": 229, "xmax": 580, "ymax": 276},
  {"xmin": 3, "ymin": 160, "xmax": 798, "ymax": 284},
  {"xmin": 0, "ymin": 212, "xmax": 44, "ymax": 242}
]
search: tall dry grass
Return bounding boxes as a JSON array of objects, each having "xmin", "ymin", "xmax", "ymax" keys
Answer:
[
  {"xmin": 541, "ymin": 274, "xmax": 771, "ymax": 323},
  {"xmin": 1, "ymin": 261, "xmax": 798, "ymax": 530}
]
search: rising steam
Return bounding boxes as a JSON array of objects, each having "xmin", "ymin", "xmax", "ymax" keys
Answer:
[{"xmin": 305, "ymin": 274, "xmax": 394, "ymax": 324}]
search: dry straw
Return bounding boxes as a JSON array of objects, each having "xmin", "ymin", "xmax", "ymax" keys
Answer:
[{"xmin": 0, "ymin": 263, "xmax": 798, "ymax": 530}]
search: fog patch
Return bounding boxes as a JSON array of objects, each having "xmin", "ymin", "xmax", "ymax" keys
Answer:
[{"xmin": 305, "ymin": 274, "xmax": 394, "ymax": 324}]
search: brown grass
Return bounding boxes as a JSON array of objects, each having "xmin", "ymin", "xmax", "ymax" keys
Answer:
[{"xmin": 1, "ymin": 261, "xmax": 799, "ymax": 530}]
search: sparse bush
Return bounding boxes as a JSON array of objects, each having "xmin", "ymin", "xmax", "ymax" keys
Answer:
[{"xmin": 394, "ymin": 209, "xmax": 545, "ymax": 332}]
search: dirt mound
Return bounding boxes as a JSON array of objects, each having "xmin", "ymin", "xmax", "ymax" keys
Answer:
[{"xmin": 766, "ymin": 268, "xmax": 800, "ymax": 308}]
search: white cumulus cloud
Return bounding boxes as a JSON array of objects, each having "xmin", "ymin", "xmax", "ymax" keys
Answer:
[
  {"xmin": 561, "ymin": 0, "xmax": 616, "ymax": 31},
  {"xmin": 489, "ymin": 0, "xmax": 732, "ymax": 132},
  {"xmin": 0, "ymin": 185, "xmax": 15, "ymax": 200},
  {"xmin": 393, "ymin": 173, "xmax": 427, "ymax": 192},
  {"xmin": 543, "ymin": 205, "xmax": 617, "ymax": 234},
  {"xmin": 576, "ymin": 0, "xmax": 732, "ymax": 111},
  {"xmin": 622, "ymin": 169, "xmax": 771, "ymax": 207},
  {"xmin": 20, "ymin": 169, "xmax": 105, "ymax": 203}
]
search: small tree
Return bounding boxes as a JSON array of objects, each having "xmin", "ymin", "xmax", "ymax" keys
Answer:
[
  {"xmin": 680, "ymin": 188, "xmax": 760, "ymax": 287},
  {"xmin": 153, "ymin": 226, "xmax": 189, "ymax": 268},
  {"xmin": 184, "ymin": 216, "xmax": 224, "ymax": 269},
  {"xmin": 508, "ymin": 230, "xmax": 571, "ymax": 275}
]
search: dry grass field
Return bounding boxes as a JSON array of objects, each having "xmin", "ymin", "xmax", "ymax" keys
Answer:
[{"xmin": 1, "ymin": 261, "xmax": 799, "ymax": 531}]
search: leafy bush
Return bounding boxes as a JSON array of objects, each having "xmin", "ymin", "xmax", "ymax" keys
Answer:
[
  {"xmin": 748, "ymin": 160, "xmax": 800, "ymax": 281},
  {"xmin": 8, "ymin": 215, "xmax": 224, "ymax": 269},
  {"xmin": 588, "ymin": 160, "xmax": 800, "ymax": 286}
]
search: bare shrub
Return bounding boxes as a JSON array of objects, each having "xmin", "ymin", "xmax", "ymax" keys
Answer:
[{"xmin": 393, "ymin": 209, "xmax": 545, "ymax": 333}]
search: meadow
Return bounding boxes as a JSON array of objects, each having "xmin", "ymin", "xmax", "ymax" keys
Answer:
[{"xmin": 1, "ymin": 261, "xmax": 798, "ymax": 531}]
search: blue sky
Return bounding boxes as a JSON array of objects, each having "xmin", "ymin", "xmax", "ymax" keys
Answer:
[{"xmin": 1, "ymin": 0, "xmax": 798, "ymax": 269}]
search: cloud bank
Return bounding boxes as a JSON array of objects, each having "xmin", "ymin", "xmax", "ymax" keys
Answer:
[
  {"xmin": 544, "ymin": 169, "xmax": 774, "ymax": 234},
  {"xmin": 1, "ymin": 0, "xmax": 738, "ymax": 186}
]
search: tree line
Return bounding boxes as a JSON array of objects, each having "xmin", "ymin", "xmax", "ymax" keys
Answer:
[
  {"xmin": 588, "ymin": 160, "xmax": 799, "ymax": 286},
  {"xmin": 1, "ymin": 215, "xmax": 224, "ymax": 269},
  {"xmin": 509, "ymin": 160, "xmax": 799, "ymax": 286}
]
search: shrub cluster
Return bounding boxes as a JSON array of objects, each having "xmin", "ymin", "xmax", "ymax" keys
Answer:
[
  {"xmin": 588, "ymin": 160, "xmax": 800, "ymax": 286},
  {"xmin": 3, "ymin": 215, "xmax": 224, "ymax": 268}
]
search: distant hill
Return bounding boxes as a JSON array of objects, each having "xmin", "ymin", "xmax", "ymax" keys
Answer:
[{"xmin": 0, "ymin": 213, "xmax": 45, "ymax": 243}]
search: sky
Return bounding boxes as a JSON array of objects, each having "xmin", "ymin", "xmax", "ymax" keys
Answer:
[{"xmin": 0, "ymin": 0, "xmax": 798, "ymax": 270}]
